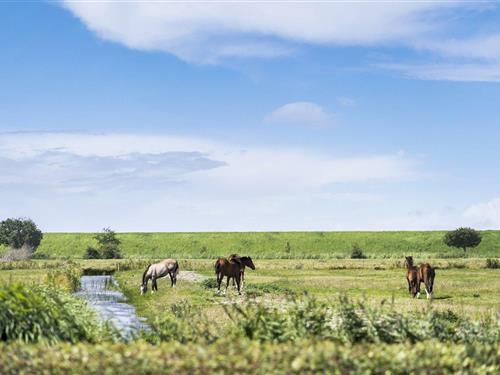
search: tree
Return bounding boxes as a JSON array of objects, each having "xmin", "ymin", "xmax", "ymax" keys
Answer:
[
  {"xmin": 350, "ymin": 243, "xmax": 367, "ymax": 259},
  {"xmin": 443, "ymin": 227, "xmax": 482, "ymax": 253},
  {"xmin": 0, "ymin": 218, "xmax": 43, "ymax": 250},
  {"xmin": 84, "ymin": 228, "xmax": 122, "ymax": 259}
]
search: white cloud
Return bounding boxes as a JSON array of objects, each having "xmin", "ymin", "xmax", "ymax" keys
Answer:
[
  {"xmin": 60, "ymin": 1, "xmax": 451, "ymax": 64},
  {"xmin": 379, "ymin": 62, "xmax": 500, "ymax": 82},
  {"xmin": 464, "ymin": 198, "xmax": 500, "ymax": 229},
  {"xmin": 264, "ymin": 102, "xmax": 333, "ymax": 128},
  {"xmin": 0, "ymin": 132, "xmax": 420, "ymax": 231}
]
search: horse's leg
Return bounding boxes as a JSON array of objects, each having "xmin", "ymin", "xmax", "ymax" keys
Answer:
[
  {"xmin": 236, "ymin": 274, "xmax": 241, "ymax": 295},
  {"xmin": 225, "ymin": 276, "xmax": 230, "ymax": 294},
  {"xmin": 217, "ymin": 274, "xmax": 222, "ymax": 293},
  {"xmin": 407, "ymin": 277, "xmax": 411, "ymax": 293},
  {"xmin": 151, "ymin": 277, "xmax": 156, "ymax": 293},
  {"xmin": 241, "ymin": 271, "xmax": 245, "ymax": 289},
  {"xmin": 169, "ymin": 273, "xmax": 174, "ymax": 287}
]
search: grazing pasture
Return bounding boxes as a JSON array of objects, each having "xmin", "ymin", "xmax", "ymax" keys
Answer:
[
  {"xmin": 0, "ymin": 247, "xmax": 498, "ymax": 373},
  {"xmin": 22, "ymin": 230, "xmax": 500, "ymax": 259}
]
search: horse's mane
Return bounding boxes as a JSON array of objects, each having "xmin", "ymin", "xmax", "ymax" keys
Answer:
[{"xmin": 142, "ymin": 264, "xmax": 151, "ymax": 284}]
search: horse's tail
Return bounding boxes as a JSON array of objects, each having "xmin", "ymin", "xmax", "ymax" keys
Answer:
[
  {"xmin": 214, "ymin": 258, "xmax": 222, "ymax": 274},
  {"xmin": 142, "ymin": 264, "xmax": 151, "ymax": 285},
  {"xmin": 171, "ymin": 260, "xmax": 179, "ymax": 276},
  {"xmin": 428, "ymin": 267, "xmax": 435, "ymax": 292}
]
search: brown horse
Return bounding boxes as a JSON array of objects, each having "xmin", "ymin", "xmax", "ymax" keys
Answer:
[
  {"xmin": 404, "ymin": 256, "xmax": 420, "ymax": 298},
  {"xmin": 140, "ymin": 259, "xmax": 179, "ymax": 295},
  {"xmin": 228, "ymin": 254, "xmax": 248, "ymax": 286},
  {"xmin": 214, "ymin": 256, "xmax": 255, "ymax": 295},
  {"xmin": 418, "ymin": 262, "xmax": 435, "ymax": 300}
]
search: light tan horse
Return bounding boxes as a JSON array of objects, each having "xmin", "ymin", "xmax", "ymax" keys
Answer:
[
  {"xmin": 140, "ymin": 259, "xmax": 179, "ymax": 295},
  {"xmin": 214, "ymin": 256, "xmax": 255, "ymax": 295}
]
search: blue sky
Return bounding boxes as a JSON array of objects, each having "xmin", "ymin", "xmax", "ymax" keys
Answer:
[{"xmin": 0, "ymin": 1, "xmax": 499, "ymax": 231}]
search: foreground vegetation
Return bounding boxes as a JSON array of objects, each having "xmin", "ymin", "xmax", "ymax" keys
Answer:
[
  {"xmin": 19, "ymin": 230, "xmax": 500, "ymax": 259},
  {"xmin": 0, "ymin": 255, "xmax": 498, "ymax": 373},
  {"xmin": 0, "ymin": 340, "xmax": 497, "ymax": 374}
]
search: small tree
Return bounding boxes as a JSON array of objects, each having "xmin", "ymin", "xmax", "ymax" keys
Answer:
[
  {"xmin": 443, "ymin": 227, "xmax": 482, "ymax": 253},
  {"xmin": 350, "ymin": 243, "xmax": 366, "ymax": 259},
  {"xmin": 95, "ymin": 228, "xmax": 122, "ymax": 259},
  {"xmin": 0, "ymin": 218, "xmax": 43, "ymax": 256}
]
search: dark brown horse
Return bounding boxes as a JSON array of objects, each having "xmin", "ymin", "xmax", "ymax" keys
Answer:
[
  {"xmin": 404, "ymin": 256, "xmax": 420, "ymax": 298},
  {"xmin": 214, "ymin": 256, "xmax": 255, "ymax": 295},
  {"xmin": 418, "ymin": 262, "xmax": 435, "ymax": 300},
  {"xmin": 228, "ymin": 254, "xmax": 248, "ymax": 286}
]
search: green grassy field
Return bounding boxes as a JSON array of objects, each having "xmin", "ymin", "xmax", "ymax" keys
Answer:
[
  {"xmin": 22, "ymin": 230, "xmax": 500, "ymax": 259},
  {"xmin": 1, "ymin": 258, "xmax": 498, "ymax": 373}
]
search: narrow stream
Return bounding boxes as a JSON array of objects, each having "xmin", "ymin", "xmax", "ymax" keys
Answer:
[{"xmin": 74, "ymin": 275, "xmax": 148, "ymax": 338}]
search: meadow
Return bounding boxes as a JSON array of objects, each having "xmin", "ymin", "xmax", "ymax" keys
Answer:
[
  {"xmin": 22, "ymin": 230, "xmax": 500, "ymax": 259},
  {"xmin": 0, "ymin": 233, "xmax": 499, "ymax": 374}
]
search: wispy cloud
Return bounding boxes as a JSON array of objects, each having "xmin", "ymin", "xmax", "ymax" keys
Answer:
[
  {"xmin": 0, "ymin": 132, "xmax": 420, "ymax": 230},
  {"xmin": 264, "ymin": 102, "xmax": 333, "ymax": 128},
  {"xmin": 60, "ymin": 1, "xmax": 453, "ymax": 64}
]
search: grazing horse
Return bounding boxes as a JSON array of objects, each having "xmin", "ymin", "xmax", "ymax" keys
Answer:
[
  {"xmin": 214, "ymin": 256, "xmax": 255, "ymax": 295},
  {"xmin": 404, "ymin": 256, "xmax": 420, "ymax": 298},
  {"xmin": 418, "ymin": 263, "xmax": 435, "ymax": 299},
  {"xmin": 228, "ymin": 254, "xmax": 247, "ymax": 286},
  {"xmin": 140, "ymin": 259, "xmax": 179, "ymax": 295}
]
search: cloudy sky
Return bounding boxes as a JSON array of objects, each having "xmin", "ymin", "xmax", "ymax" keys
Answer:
[{"xmin": 0, "ymin": 1, "xmax": 499, "ymax": 231}]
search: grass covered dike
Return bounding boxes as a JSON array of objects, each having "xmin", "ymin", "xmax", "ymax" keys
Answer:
[{"xmin": 32, "ymin": 230, "xmax": 500, "ymax": 259}]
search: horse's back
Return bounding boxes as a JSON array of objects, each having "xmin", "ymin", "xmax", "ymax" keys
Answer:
[{"xmin": 419, "ymin": 263, "xmax": 435, "ymax": 280}]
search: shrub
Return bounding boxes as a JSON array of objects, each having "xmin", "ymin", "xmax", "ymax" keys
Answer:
[
  {"xmin": 224, "ymin": 295, "xmax": 499, "ymax": 345},
  {"xmin": 84, "ymin": 246, "xmax": 101, "ymax": 259},
  {"xmin": 1, "ymin": 245, "xmax": 35, "ymax": 261},
  {"xmin": 0, "ymin": 341, "xmax": 498, "ymax": 375},
  {"xmin": 0, "ymin": 284, "xmax": 108, "ymax": 343},
  {"xmin": 350, "ymin": 243, "xmax": 367, "ymax": 259},
  {"xmin": 486, "ymin": 258, "xmax": 499, "ymax": 269}
]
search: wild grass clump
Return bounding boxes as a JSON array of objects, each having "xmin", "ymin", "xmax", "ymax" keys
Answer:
[
  {"xmin": 244, "ymin": 283, "xmax": 295, "ymax": 297},
  {"xmin": 0, "ymin": 284, "xmax": 111, "ymax": 343},
  {"xmin": 223, "ymin": 295, "xmax": 499, "ymax": 345},
  {"xmin": 486, "ymin": 258, "xmax": 499, "ymax": 269},
  {"xmin": 142, "ymin": 301, "xmax": 218, "ymax": 344},
  {"xmin": 44, "ymin": 266, "xmax": 82, "ymax": 292}
]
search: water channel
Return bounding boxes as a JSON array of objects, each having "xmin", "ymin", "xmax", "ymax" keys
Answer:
[{"xmin": 74, "ymin": 275, "xmax": 148, "ymax": 338}]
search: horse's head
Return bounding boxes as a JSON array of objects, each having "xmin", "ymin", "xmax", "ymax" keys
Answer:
[
  {"xmin": 140, "ymin": 283, "xmax": 147, "ymax": 295},
  {"xmin": 404, "ymin": 256, "xmax": 414, "ymax": 269},
  {"xmin": 241, "ymin": 256, "xmax": 256, "ymax": 270}
]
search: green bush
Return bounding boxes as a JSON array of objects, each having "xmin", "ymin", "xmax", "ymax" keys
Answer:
[
  {"xmin": 0, "ymin": 284, "xmax": 110, "ymax": 343},
  {"xmin": 350, "ymin": 243, "xmax": 367, "ymax": 259},
  {"xmin": 0, "ymin": 340, "xmax": 497, "ymax": 374}
]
